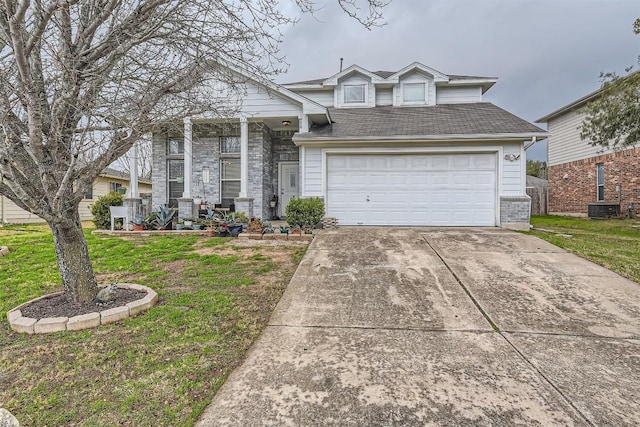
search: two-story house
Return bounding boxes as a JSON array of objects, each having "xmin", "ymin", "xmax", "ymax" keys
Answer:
[
  {"xmin": 146, "ymin": 62, "xmax": 546, "ymax": 229},
  {"xmin": 537, "ymin": 89, "xmax": 640, "ymax": 217}
]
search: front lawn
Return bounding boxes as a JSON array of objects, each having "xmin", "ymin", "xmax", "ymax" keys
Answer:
[
  {"xmin": 528, "ymin": 215, "xmax": 640, "ymax": 283},
  {"xmin": 0, "ymin": 224, "xmax": 307, "ymax": 426}
]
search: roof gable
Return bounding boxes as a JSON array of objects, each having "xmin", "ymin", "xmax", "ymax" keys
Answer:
[
  {"xmin": 323, "ymin": 64, "xmax": 388, "ymax": 86},
  {"xmin": 218, "ymin": 62, "xmax": 329, "ymax": 117},
  {"xmin": 388, "ymin": 62, "xmax": 449, "ymax": 82}
]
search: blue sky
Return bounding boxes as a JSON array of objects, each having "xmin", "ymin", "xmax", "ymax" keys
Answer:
[{"xmin": 278, "ymin": 0, "xmax": 640, "ymax": 161}]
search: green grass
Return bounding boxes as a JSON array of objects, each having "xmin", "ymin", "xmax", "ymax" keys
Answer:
[
  {"xmin": 527, "ymin": 215, "xmax": 640, "ymax": 283},
  {"xmin": 0, "ymin": 224, "xmax": 308, "ymax": 426}
]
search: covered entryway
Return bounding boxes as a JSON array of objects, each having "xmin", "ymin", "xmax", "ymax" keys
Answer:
[{"xmin": 326, "ymin": 153, "xmax": 497, "ymax": 226}]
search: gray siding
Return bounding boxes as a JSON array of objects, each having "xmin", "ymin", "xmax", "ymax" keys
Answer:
[
  {"xmin": 292, "ymin": 89, "xmax": 334, "ymax": 107},
  {"xmin": 436, "ymin": 86, "xmax": 482, "ymax": 104},
  {"xmin": 547, "ymin": 108, "xmax": 612, "ymax": 166},
  {"xmin": 302, "ymin": 147, "xmax": 323, "ymax": 196},
  {"xmin": 375, "ymin": 88, "xmax": 393, "ymax": 106}
]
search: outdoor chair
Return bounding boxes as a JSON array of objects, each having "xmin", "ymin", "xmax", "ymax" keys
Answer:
[{"xmin": 110, "ymin": 206, "xmax": 129, "ymax": 231}]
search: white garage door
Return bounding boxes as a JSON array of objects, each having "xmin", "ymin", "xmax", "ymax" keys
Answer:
[{"xmin": 326, "ymin": 153, "xmax": 497, "ymax": 226}]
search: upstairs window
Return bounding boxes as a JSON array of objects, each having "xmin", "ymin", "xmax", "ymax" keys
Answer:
[
  {"xmin": 403, "ymin": 83, "xmax": 426, "ymax": 103},
  {"xmin": 596, "ymin": 163, "xmax": 605, "ymax": 201},
  {"xmin": 344, "ymin": 84, "xmax": 366, "ymax": 104}
]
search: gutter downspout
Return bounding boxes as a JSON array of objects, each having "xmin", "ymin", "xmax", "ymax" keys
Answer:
[{"xmin": 524, "ymin": 136, "xmax": 537, "ymax": 151}]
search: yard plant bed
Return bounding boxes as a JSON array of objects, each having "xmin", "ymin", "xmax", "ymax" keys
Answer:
[
  {"xmin": 0, "ymin": 223, "xmax": 308, "ymax": 426},
  {"xmin": 528, "ymin": 216, "xmax": 640, "ymax": 283},
  {"xmin": 20, "ymin": 287, "xmax": 145, "ymax": 319}
]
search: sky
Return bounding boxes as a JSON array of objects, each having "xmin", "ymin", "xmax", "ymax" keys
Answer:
[{"xmin": 276, "ymin": 0, "xmax": 640, "ymax": 161}]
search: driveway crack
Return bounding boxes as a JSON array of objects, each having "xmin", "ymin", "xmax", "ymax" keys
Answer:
[
  {"xmin": 421, "ymin": 236, "xmax": 499, "ymax": 332},
  {"xmin": 422, "ymin": 234, "xmax": 596, "ymax": 427}
]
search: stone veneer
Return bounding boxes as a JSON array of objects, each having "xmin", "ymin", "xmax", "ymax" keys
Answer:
[
  {"xmin": 548, "ymin": 146, "xmax": 640, "ymax": 216},
  {"xmin": 500, "ymin": 196, "xmax": 532, "ymax": 230},
  {"xmin": 7, "ymin": 283, "xmax": 158, "ymax": 334},
  {"xmin": 152, "ymin": 122, "xmax": 299, "ymax": 221}
]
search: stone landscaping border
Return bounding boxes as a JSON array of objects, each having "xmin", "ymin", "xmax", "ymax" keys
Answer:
[
  {"xmin": 92, "ymin": 229, "xmax": 316, "ymax": 241},
  {"xmin": 237, "ymin": 233, "xmax": 314, "ymax": 241},
  {"xmin": 6, "ymin": 283, "xmax": 158, "ymax": 334}
]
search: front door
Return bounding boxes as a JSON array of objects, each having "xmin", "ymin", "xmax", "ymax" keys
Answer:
[{"xmin": 278, "ymin": 162, "xmax": 299, "ymax": 218}]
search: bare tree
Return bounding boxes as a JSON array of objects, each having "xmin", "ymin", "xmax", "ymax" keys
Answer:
[
  {"xmin": 115, "ymin": 137, "xmax": 152, "ymax": 180},
  {"xmin": 0, "ymin": 0, "xmax": 389, "ymax": 303}
]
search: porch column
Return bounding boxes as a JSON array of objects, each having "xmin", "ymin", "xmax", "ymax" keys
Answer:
[
  {"xmin": 239, "ymin": 116, "xmax": 249, "ymax": 198},
  {"xmin": 183, "ymin": 117, "xmax": 193, "ymax": 198},
  {"xmin": 298, "ymin": 115, "xmax": 309, "ymax": 133},
  {"xmin": 129, "ymin": 142, "xmax": 139, "ymax": 198}
]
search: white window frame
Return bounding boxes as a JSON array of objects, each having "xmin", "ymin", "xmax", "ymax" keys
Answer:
[
  {"xmin": 220, "ymin": 158, "xmax": 241, "ymax": 203},
  {"xmin": 343, "ymin": 84, "xmax": 367, "ymax": 105},
  {"xmin": 167, "ymin": 159, "xmax": 184, "ymax": 207},
  {"xmin": 166, "ymin": 137, "xmax": 184, "ymax": 155},
  {"xmin": 596, "ymin": 163, "xmax": 605, "ymax": 201},
  {"xmin": 402, "ymin": 82, "xmax": 427, "ymax": 104},
  {"xmin": 219, "ymin": 136, "xmax": 241, "ymax": 154}
]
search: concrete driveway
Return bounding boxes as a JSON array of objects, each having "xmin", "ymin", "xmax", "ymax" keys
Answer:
[{"xmin": 196, "ymin": 228, "xmax": 640, "ymax": 426}]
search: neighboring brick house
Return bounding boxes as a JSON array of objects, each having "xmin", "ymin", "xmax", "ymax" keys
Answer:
[
  {"xmin": 149, "ymin": 62, "xmax": 546, "ymax": 229},
  {"xmin": 537, "ymin": 90, "xmax": 640, "ymax": 217}
]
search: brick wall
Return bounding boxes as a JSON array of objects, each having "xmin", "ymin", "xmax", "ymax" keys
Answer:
[{"xmin": 548, "ymin": 146, "xmax": 640, "ymax": 215}]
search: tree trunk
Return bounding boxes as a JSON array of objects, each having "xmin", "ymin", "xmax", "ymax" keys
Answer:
[{"xmin": 50, "ymin": 211, "xmax": 99, "ymax": 303}]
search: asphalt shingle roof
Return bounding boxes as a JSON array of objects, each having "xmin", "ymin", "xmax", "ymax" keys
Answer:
[
  {"xmin": 299, "ymin": 103, "xmax": 545, "ymax": 139},
  {"xmin": 284, "ymin": 73, "xmax": 494, "ymax": 86}
]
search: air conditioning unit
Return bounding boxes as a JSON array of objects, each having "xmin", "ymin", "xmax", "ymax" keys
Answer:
[{"xmin": 588, "ymin": 203, "xmax": 620, "ymax": 218}]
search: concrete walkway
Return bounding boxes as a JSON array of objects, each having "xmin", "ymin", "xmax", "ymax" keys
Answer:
[{"xmin": 196, "ymin": 228, "xmax": 640, "ymax": 426}]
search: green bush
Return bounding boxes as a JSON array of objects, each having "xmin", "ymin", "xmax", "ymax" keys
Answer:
[
  {"xmin": 90, "ymin": 192, "xmax": 124, "ymax": 229},
  {"xmin": 285, "ymin": 197, "xmax": 325, "ymax": 230}
]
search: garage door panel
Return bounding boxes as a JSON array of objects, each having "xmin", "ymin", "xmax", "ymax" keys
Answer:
[{"xmin": 326, "ymin": 153, "xmax": 497, "ymax": 226}]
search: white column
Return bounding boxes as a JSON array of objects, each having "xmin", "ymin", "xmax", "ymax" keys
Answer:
[
  {"xmin": 129, "ymin": 142, "xmax": 139, "ymax": 198},
  {"xmin": 183, "ymin": 117, "xmax": 192, "ymax": 198},
  {"xmin": 239, "ymin": 116, "xmax": 249, "ymax": 198},
  {"xmin": 298, "ymin": 115, "xmax": 309, "ymax": 133}
]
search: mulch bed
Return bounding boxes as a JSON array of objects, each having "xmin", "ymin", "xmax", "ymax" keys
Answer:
[{"xmin": 20, "ymin": 288, "xmax": 146, "ymax": 320}]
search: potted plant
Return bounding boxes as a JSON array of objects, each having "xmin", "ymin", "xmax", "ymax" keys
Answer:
[
  {"xmin": 214, "ymin": 225, "xmax": 228, "ymax": 237},
  {"xmin": 192, "ymin": 218, "xmax": 203, "ymax": 230},
  {"xmin": 151, "ymin": 205, "xmax": 177, "ymax": 230},
  {"xmin": 222, "ymin": 213, "xmax": 243, "ymax": 237},
  {"xmin": 130, "ymin": 214, "xmax": 144, "ymax": 231},
  {"xmin": 183, "ymin": 217, "xmax": 195, "ymax": 228},
  {"xmin": 247, "ymin": 217, "xmax": 263, "ymax": 234}
]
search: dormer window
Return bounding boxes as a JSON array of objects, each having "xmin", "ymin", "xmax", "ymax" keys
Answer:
[
  {"xmin": 344, "ymin": 84, "xmax": 366, "ymax": 104},
  {"xmin": 402, "ymin": 82, "xmax": 426, "ymax": 104}
]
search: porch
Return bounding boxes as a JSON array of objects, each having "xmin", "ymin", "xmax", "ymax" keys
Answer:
[{"xmin": 146, "ymin": 116, "xmax": 305, "ymax": 221}]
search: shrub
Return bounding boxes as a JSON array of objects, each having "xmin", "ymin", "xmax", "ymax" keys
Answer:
[
  {"xmin": 285, "ymin": 197, "xmax": 325, "ymax": 230},
  {"xmin": 90, "ymin": 192, "xmax": 124, "ymax": 229}
]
